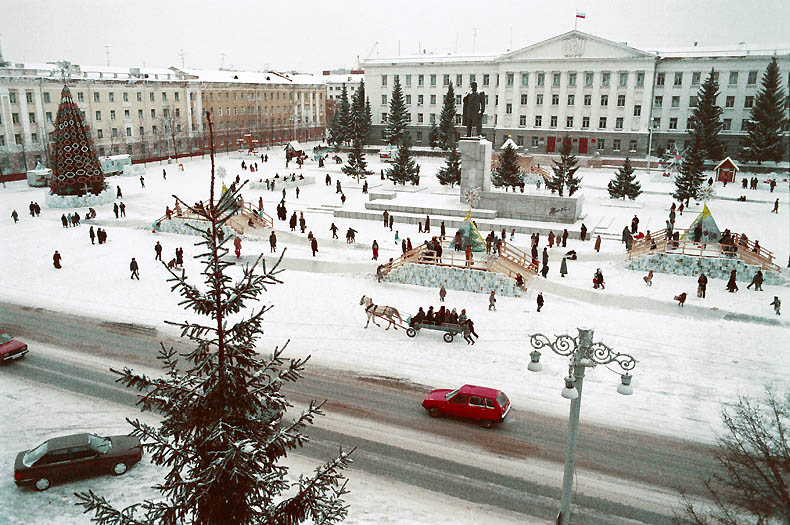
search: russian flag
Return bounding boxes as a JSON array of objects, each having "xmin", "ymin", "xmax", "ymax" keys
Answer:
[{"xmin": 576, "ymin": 11, "xmax": 586, "ymax": 18}]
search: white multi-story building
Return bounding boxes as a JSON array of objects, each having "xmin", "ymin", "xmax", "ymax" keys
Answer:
[
  {"xmin": 323, "ymin": 69, "xmax": 365, "ymax": 101},
  {"xmin": 362, "ymin": 30, "xmax": 790, "ymax": 158},
  {"xmin": 0, "ymin": 62, "xmax": 326, "ymax": 176}
]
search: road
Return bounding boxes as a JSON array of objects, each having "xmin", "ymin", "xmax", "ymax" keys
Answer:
[{"xmin": 1, "ymin": 300, "xmax": 718, "ymax": 524}]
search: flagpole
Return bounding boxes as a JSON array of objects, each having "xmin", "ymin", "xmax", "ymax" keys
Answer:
[{"xmin": 574, "ymin": 15, "xmax": 577, "ymax": 31}]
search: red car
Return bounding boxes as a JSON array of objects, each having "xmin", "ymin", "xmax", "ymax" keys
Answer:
[
  {"xmin": 0, "ymin": 332, "xmax": 28, "ymax": 363},
  {"xmin": 422, "ymin": 384, "xmax": 511, "ymax": 428}
]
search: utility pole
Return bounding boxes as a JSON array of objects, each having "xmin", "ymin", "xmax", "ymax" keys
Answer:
[{"xmin": 104, "ymin": 45, "xmax": 110, "ymax": 66}]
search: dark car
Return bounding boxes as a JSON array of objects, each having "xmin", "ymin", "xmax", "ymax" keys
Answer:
[
  {"xmin": 0, "ymin": 332, "xmax": 28, "ymax": 362},
  {"xmin": 422, "ymin": 384, "xmax": 511, "ymax": 428},
  {"xmin": 14, "ymin": 433, "xmax": 143, "ymax": 491}
]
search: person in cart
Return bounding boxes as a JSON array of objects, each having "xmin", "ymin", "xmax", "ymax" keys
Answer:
[{"xmin": 410, "ymin": 307, "xmax": 426, "ymax": 327}]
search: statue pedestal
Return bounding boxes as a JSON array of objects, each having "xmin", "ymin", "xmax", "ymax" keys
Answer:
[{"xmin": 459, "ymin": 137, "xmax": 492, "ymax": 203}]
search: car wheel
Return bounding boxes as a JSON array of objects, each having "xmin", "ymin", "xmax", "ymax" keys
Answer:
[
  {"xmin": 34, "ymin": 477, "xmax": 50, "ymax": 491},
  {"xmin": 443, "ymin": 333, "xmax": 453, "ymax": 343},
  {"xmin": 406, "ymin": 328, "xmax": 416, "ymax": 337},
  {"xmin": 111, "ymin": 461, "xmax": 128, "ymax": 476},
  {"xmin": 481, "ymin": 419, "xmax": 494, "ymax": 429},
  {"xmin": 428, "ymin": 407, "xmax": 441, "ymax": 418}
]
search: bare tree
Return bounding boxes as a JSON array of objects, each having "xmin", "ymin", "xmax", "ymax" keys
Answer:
[
  {"xmin": 160, "ymin": 104, "xmax": 184, "ymax": 159},
  {"xmin": 675, "ymin": 387, "xmax": 790, "ymax": 524}
]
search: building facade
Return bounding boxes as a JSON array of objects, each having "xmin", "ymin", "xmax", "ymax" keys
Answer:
[
  {"xmin": 362, "ymin": 31, "xmax": 790, "ymax": 158},
  {"xmin": 322, "ymin": 69, "xmax": 365, "ymax": 127},
  {"xmin": 0, "ymin": 63, "xmax": 326, "ymax": 176}
]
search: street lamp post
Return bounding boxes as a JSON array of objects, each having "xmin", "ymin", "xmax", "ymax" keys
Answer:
[{"xmin": 528, "ymin": 328, "xmax": 637, "ymax": 525}]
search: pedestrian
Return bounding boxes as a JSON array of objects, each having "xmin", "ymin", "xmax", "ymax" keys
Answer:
[
  {"xmin": 113, "ymin": 203, "xmax": 119, "ymax": 218},
  {"xmin": 594, "ymin": 235, "xmax": 601, "ymax": 253},
  {"xmin": 29, "ymin": 202, "xmax": 35, "ymax": 217},
  {"xmin": 394, "ymin": 230, "xmax": 400, "ymax": 245},
  {"xmin": 560, "ymin": 257, "xmax": 568, "ymax": 277},
  {"xmin": 678, "ymin": 202, "xmax": 684, "ymax": 215},
  {"xmin": 418, "ymin": 221, "xmax": 423, "ymax": 234},
  {"xmin": 299, "ymin": 212, "xmax": 306, "ymax": 233},
  {"xmin": 406, "ymin": 237, "xmax": 412, "ymax": 251},
  {"xmin": 643, "ymin": 270, "xmax": 654, "ymax": 286},
  {"xmin": 11, "ymin": 210, "xmax": 18, "ymax": 223},
  {"xmin": 140, "ymin": 174, "xmax": 146, "ymax": 188},
  {"xmin": 336, "ymin": 180, "xmax": 342, "ymax": 194},
  {"xmin": 162, "ymin": 168, "xmax": 167, "ymax": 180},
  {"xmin": 726, "ymin": 269, "xmax": 738, "ymax": 292},
  {"xmin": 593, "ymin": 268, "xmax": 605, "ymax": 289},
  {"xmin": 510, "ymin": 228, "xmax": 515, "ymax": 241},
  {"xmin": 296, "ymin": 186, "xmax": 300, "ymax": 199},
  {"xmin": 770, "ymin": 179, "xmax": 776, "ymax": 192},
  {"xmin": 289, "ymin": 212, "xmax": 297, "ymax": 231},
  {"xmin": 118, "ymin": 186, "xmax": 123, "ymax": 198},
  {"xmin": 383, "ymin": 210, "xmax": 389, "ymax": 227},
  {"xmin": 536, "ymin": 292, "xmax": 544, "ymax": 312},
  {"xmin": 402, "ymin": 238, "xmax": 407, "ymax": 254},
  {"xmin": 562, "ymin": 229, "xmax": 568, "ymax": 248},
  {"xmin": 439, "ymin": 284, "xmax": 447, "ymax": 302},
  {"xmin": 548, "ymin": 231, "xmax": 555, "ymax": 248},
  {"xmin": 541, "ymin": 264, "xmax": 549, "ymax": 278},
  {"xmin": 488, "ymin": 290, "xmax": 496, "ymax": 311},
  {"xmin": 631, "ymin": 215, "xmax": 639, "ymax": 234},
  {"xmin": 311, "ymin": 236, "xmax": 318, "ymax": 257},
  {"xmin": 326, "ymin": 173, "xmax": 331, "ymax": 186},
  {"xmin": 330, "ymin": 222, "xmax": 339, "ymax": 239},
  {"xmin": 441, "ymin": 221, "xmax": 446, "ymax": 238},
  {"xmin": 425, "ymin": 215, "xmax": 430, "ymax": 233},
  {"xmin": 747, "ymin": 270, "xmax": 764, "ymax": 291},
  {"xmin": 389, "ymin": 215, "xmax": 394, "ymax": 230},
  {"xmin": 773, "ymin": 198, "xmax": 779, "ymax": 214},
  {"xmin": 697, "ymin": 273, "xmax": 708, "ymax": 298},
  {"xmin": 341, "ymin": 193, "xmax": 346, "ymax": 205},
  {"xmin": 770, "ymin": 296, "xmax": 781, "ymax": 315},
  {"xmin": 465, "ymin": 244, "xmax": 472, "ymax": 267},
  {"xmin": 666, "ymin": 220, "xmax": 674, "ymax": 239},
  {"xmin": 674, "ymin": 292, "xmax": 687, "ymax": 307},
  {"xmin": 130, "ymin": 257, "xmax": 140, "ymax": 279},
  {"xmin": 462, "ymin": 320, "xmax": 475, "ymax": 345},
  {"xmin": 89, "ymin": 226, "xmax": 95, "ymax": 244},
  {"xmin": 53, "ymin": 250, "xmax": 62, "ymax": 269},
  {"xmin": 119, "ymin": 202, "xmax": 126, "ymax": 217},
  {"xmin": 154, "ymin": 241, "xmax": 163, "ymax": 261},
  {"xmin": 372, "ymin": 240, "xmax": 379, "ymax": 260},
  {"xmin": 580, "ymin": 223, "xmax": 587, "ymax": 241},
  {"xmin": 234, "ymin": 236, "xmax": 242, "ymax": 259},
  {"xmin": 542, "ymin": 247, "xmax": 549, "ymax": 269},
  {"xmin": 176, "ymin": 247, "xmax": 184, "ymax": 267},
  {"xmin": 61, "ymin": 214, "xmax": 68, "ymax": 228}
]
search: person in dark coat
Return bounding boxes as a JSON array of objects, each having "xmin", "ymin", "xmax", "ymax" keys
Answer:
[
  {"xmin": 593, "ymin": 268, "xmax": 605, "ymax": 289},
  {"xmin": 330, "ymin": 223, "xmax": 339, "ymax": 239},
  {"xmin": 311, "ymin": 236, "xmax": 318, "ymax": 257},
  {"xmin": 559, "ymin": 257, "xmax": 568, "ymax": 277},
  {"xmin": 441, "ymin": 221, "xmax": 446, "ymax": 238},
  {"xmin": 175, "ymin": 247, "xmax": 184, "ymax": 266},
  {"xmin": 536, "ymin": 292, "xmax": 544, "ymax": 312},
  {"xmin": 406, "ymin": 238, "xmax": 412, "ymax": 251},
  {"xmin": 29, "ymin": 202, "xmax": 35, "ymax": 217},
  {"xmin": 269, "ymin": 231, "xmax": 277, "ymax": 252},
  {"xmin": 622, "ymin": 226, "xmax": 630, "ymax": 244},
  {"xmin": 424, "ymin": 215, "xmax": 430, "ymax": 233},
  {"xmin": 542, "ymin": 247, "xmax": 549, "ymax": 268},
  {"xmin": 580, "ymin": 223, "xmax": 587, "ymax": 241},
  {"xmin": 53, "ymin": 250, "xmax": 62, "ymax": 269},
  {"xmin": 541, "ymin": 264, "xmax": 549, "ymax": 278},
  {"xmin": 697, "ymin": 273, "xmax": 708, "ymax": 298},
  {"xmin": 130, "ymin": 257, "xmax": 140, "ymax": 279},
  {"xmin": 118, "ymin": 185, "xmax": 124, "ymax": 197},
  {"xmin": 89, "ymin": 226, "xmax": 96, "ymax": 244},
  {"xmin": 770, "ymin": 296, "xmax": 781, "ymax": 315},
  {"xmin": 113, "ymin": 203, "xmax": 119, "ymax": 219},
  {"xmin": 299, "ymin": 212, "xmax": 306, "ymax": 233},
  {"xmin": 562, "ymin": 229, "xmax": 568, "ymax": 247},
  {"xmin": 594, "ymin": 235, "xmax": 601, "ymax": 252},
  {"xmin": 726, "ymin": 269, "xmax": 739, "ymax": 292},
  {"xmin": 624, "ymin": 230, "xmax": 633, "ymax": 250},
  {"xmin": 693, "ymin": 221, "xmax": 703, "ymax": 243},
  {"xmin": 154, "ymin": 241, "xmax": 163, "ymax": 261},
  {"xmin": 402, "ymin": 239, "xmax": 407, "ymax": 254},
  {"xmin": 631, "ymin": 215, "xmax": 639, "ymax": 234},
  {"xmin": 410, "ymin": 307, "xmax": 426, "ymax": 327},
  {"xmin": 11, "ymin": 210, "xmax": 19, "ymax": 223},
  {"xmin": 61, "ymin": 214, "xmax": 68, "ymax": 228},
  {"xmin": 747, "ymin": 270, "xmax": 764, "ymax": 291},
  {"xmin": 531, "ymin": 244, "xmax": 538, "ymax": 260},
  {"xmin": 389, "ymin": 215, "xmax": 394, "ymax": 230},
  {"xmin": 289, "ymin": 212, "xmax": 297, "ymax": 231},
  {"xmin": 674, "ymin": 292, "xmax": 687, "ymax": 307}
]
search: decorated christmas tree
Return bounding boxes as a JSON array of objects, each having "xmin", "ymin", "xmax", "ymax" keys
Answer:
[
  {"xmin": 50, "ymin": 84, "xmax": 106, "ymax": 196},
  {"xmin": 454, "ymin": 212, "xmax": 486, "ymax": 252}
]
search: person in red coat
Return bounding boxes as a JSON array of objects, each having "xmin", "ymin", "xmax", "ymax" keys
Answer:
[
  {"xmin": 372, "ymin": 240, "xmax": 379, "ymax": 260},
  {"xmin": 234, "ymin": 236, "xmax": 242, "ymax": 259},
  {"xmin": 311, "ymin": 236, "xmax": 318, "ymax": 257},
  {"xmin": 594, "ymin": 235, "xmax": 601, "ymax": 252}
]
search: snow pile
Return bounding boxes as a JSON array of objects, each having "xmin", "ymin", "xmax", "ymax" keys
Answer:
[
  {"xmin": 45, "ymin": 186, "xmax": 116, "ymax": 208},
  {"xmin": 122, "ymin": 164, "xmax": 145, "ymax": 177},
  {"xmin": 387, "ymin": 263, "xmax": 523, "ymax": 297}
]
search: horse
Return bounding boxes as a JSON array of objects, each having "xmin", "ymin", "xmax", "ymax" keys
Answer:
[{"xmin": 360, "ymin": 295, "xmax": 403, "ymax": 330}]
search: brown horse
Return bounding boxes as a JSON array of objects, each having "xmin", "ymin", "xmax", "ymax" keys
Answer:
[{"xmin": 360, "ymin": 295, "xmax": 403, "ymax": 330}]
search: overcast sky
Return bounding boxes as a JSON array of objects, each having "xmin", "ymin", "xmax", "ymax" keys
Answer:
[{"xmin": 2, "ymin": 0, "xmax": 788, "ymax": 74}]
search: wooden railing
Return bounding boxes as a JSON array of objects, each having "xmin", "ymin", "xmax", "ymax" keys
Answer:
[
  {"xmin": 153, "ymin": 200, "xmax": 272, "ymax": 234},
  {"xmin": 629, "ymin": 228, "xmax": 779, "ymax": 272}
]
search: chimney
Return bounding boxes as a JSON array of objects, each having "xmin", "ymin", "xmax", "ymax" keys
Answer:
[{"xmin": 0, "ymin": 39, "xmax": 8, "ymax": 67}]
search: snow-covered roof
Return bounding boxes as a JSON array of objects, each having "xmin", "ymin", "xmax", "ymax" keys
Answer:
[
  {"xmin": 323, "ymin": 73, "xmax": 365, "ymax": 84},
  {"xmin": 714, "ymin": 157, "xmax": 739, "ymax": 171},
  {"xmin": 648, "ymin": 44, "xmax": 790, "ymax": 58},
  {"xmin": 362, "ymin": 53, "xmax": 499, "ymax": 66}
]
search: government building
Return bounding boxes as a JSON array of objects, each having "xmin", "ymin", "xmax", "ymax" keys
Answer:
[
  {"xmin": 0, "ymin": 60, "xmax": 326, "ymax": 176},
  {"xmin": 362, "ymin": 30, "xmax": 790, "ymax": 158}
]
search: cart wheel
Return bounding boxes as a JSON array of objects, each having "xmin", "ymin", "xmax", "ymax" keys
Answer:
[
  {"xmin": 406, "ymin": 328, "xmax": 417, "ymax": 337},
  {"xmin": 443, "ymin": 333, "xmax": 454, "ymax": 343}
]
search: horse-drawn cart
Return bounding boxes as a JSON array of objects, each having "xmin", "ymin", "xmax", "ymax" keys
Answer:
[{"xmin": 406, "ymin": 318, "xmax": 463, "ymax": 343}]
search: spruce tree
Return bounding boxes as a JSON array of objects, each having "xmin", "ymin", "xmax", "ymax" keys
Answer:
[
  {"xmin": 607, "ymin": 157, "xmax": 642, "ymax": 200},
  {"xmin": 336, "ymin": 84, "xmax": 352, "ymax": 146},
  {"xmin": 491, "ymin": 143, "xmax": 524, "ymax": 191},
  {"xmin": 674, "ymin": 133, "xmax": 705, "ymax": 206},
  {"xmin": 743, "ymin": 57, "xmax": 787, "ymax": 164},
  {"xmin": 342, "ymin": 139, "xmax": 372, "ymax": 182},
  {"xmin": 76, "ymin": 113, "xmax": 353, "ymax": 525},
  {"xmin": 363, "ymin": 97, "xmax": 372, "ymax": 144},
  {"xmin": 384, "ymin": 77, "xmax": 409, "ymax": 146},
  {"xmin": 547, "ymin": 137, "xmax": 582, "ymax": 196},
  {"xmin": 689, "ymin": 69, "xmax": 725, "ymax": 161},
  {"xmin": 428, "ymin": 123, "xmax": 439, "ymax": 148},
  {"xmin": 436, "ymin": 144, "xmax": 462, "ymax": 187},
  {"xmin": 348, "ymin": 80, "xmax": 371, "ymax": 146},
  {"xmin": 438, "ymin": 83, "xmax": 457, "ymax": 150},
  {"xmin": 386, "ymin": 138, "xmax": 419, "ymax": 185}
]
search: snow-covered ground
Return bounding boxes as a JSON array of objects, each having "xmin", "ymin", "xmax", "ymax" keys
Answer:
[{"xmin": 1, "ymin": 145, "xmax": 788, "ymax": 448}]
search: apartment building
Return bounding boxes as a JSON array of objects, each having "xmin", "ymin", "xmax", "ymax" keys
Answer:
[
  {"xmin": 0, "ymin": 63, "xmax": 326, "ymax": 175},
  {"xmin": 362, "ymin": 30, "xmax": 790, "ymax": 158}
]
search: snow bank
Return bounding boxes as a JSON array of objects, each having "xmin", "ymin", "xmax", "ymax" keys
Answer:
[{"xmin": 45, "ymin": 186, "xmax": 116, "ymax": 208}]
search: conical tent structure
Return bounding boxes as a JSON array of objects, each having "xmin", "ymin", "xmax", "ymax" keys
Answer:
[
  {"xmin": 681, "ymin": 204, "xmax": 721, "ymax": 243},
  {"xmin": 50, "ymin": 84, "xmax": 106, "ymax": 196},
  {"xmin": 454, "ymin": 211, "xmax": 486, "ymax": 252}
]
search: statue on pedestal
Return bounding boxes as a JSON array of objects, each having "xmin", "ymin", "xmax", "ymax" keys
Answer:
[{"xmin": 462, "ymin": 81, "xmax": 485, "ymax": 137}]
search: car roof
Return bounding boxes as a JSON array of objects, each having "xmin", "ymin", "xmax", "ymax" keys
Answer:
[
  {"xmin": 45, "ymin": 433, "xmax": 91, "ymax": 450},
  {"xmin": 460, "ymin": 384, "xmax": 502, "ymax": 397}
]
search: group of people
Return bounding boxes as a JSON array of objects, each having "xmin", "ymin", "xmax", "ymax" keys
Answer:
[
  {"xmin": 60, "ymin": 212, "xmax": 81, "ymax": 227},
  {"xmin": 409, "ymin": 305, "xmax": 479, "ymax": 344}
]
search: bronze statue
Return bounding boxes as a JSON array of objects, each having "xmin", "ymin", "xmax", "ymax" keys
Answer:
[{"xmin": 462, "ymin": 81, "xmax": 485, "ymax": 137}]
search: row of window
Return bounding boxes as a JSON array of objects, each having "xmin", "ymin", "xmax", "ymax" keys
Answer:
[
  {"xmin": 5, "ymin": 89, "xmax": 322, "ymax": 107},
  {"xmin": 381, "ymin": 69, "xmax": 769, "ymax": 90}
]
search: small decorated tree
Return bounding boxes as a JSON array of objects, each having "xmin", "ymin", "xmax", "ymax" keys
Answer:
[
  {"xmin": 436, "ymin": 144, "xmax": 462, "ymax": 187},
  {"xmin": 490, "ymin": 143, "xmax": 524, "ymax": 191},
  {"xmin": 341, "ymin": 139, "xmax": 372, "ymax": 182},
  {"xmin": 50, "ymin": 84, "xmax": 106, "ymax": 196},
  {"xmin": 607, "ymin": 157, "xmax": 642, "ymax": 200}
]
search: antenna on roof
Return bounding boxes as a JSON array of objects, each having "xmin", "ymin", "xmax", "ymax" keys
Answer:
[{"xmin": 104, "ymin": 44, "xmax": 110, "ymax": 66}]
